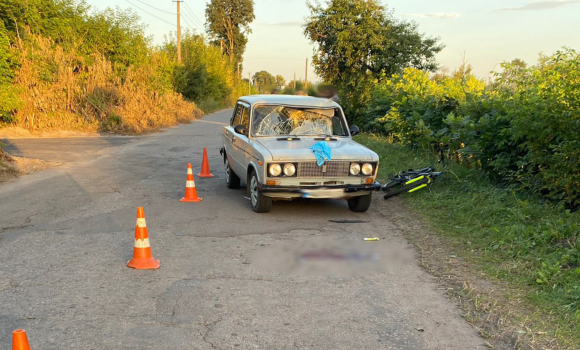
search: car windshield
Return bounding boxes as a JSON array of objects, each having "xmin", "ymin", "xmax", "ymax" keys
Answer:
[{"xmin": 252, "ymin": 105, "xmax": 348, "ymax": 137}]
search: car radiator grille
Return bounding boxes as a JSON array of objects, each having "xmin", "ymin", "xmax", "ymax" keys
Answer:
[{"xmin": 297, "ymin": 161, "xmax": 350, "ymax": 178}]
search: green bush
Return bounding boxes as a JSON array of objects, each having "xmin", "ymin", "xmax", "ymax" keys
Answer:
[
  {"xmin": 168, "ymin": 32, "xmax": 243, "ymax": 111},
  {"xmin": 363, "ymin": 49, "xmax": 580, "ymax": 207}
]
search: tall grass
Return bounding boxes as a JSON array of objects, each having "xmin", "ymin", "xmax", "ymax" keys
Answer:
[{"xmin": 12, "ymin": 34, "xmax": 201, "ymax": 134}]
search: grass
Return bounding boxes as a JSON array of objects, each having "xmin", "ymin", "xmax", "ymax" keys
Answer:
[
  {"xmin": 7, "ymin": 34, "xmax": 202, "ymax": 134},
  {"xmin": 356, "ymin": 134, "xmax": 580, "ymax": 349}
]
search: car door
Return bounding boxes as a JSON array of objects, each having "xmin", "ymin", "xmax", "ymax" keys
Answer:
[
  {"xmin": 224, "ymin": 104, "xmax": 242, "ymax": 173},
  {"xmin": 228, "ymin": 102, "xmax": 251, "ymax": 177}
]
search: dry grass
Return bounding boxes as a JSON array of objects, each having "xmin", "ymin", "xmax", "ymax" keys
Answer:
[
  {"xmin": 10, "ymin": 34, "xmax": 202, "ymax": 134},
  {"xmin": 0, "ymin": 148, "xmax": 60, "ymax": 184}
]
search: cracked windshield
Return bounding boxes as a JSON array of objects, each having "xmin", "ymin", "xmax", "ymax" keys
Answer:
[{"xmin": 252, "ymin": 106, "xmax": 348, "ymax": 136}]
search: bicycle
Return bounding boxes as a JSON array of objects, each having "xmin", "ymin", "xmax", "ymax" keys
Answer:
[{"xmin": 381, "ymin": 166, "xmax": 443, "ymax": 199}]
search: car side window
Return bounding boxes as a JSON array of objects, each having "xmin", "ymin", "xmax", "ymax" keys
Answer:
[
  {"xmin": 231, "ymin": 104, "xmax": 243, "ymax": 126},
  {"xmin": 239, "ymin": 105, "xmax": 250, "ymax": 129}
]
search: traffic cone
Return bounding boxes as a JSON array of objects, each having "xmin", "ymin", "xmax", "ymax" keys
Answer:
[
  {"xmin": 127, "ymin": 207, "xmax": 160, "ymax": 270},
  {"xmin": 12, "ymin": 329, "xmax": 31, "ymax": 350},
  {"xmin": 198, "ymin": 147, "xmax": 214, "ymax": 178},
  {"xmin": 180, "ymin": 163, "xmax": 202, "ymax": 202}
]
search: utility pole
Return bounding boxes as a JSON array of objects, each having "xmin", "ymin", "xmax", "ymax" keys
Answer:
[
  {"xmin": 248, "ymin": 72, "xmax": 251, "ymax": 95},
  {"xmin": 305, "ymin": 58, "xmax": 308, "ymax": 88},
  {"xmin": 293, "ymin": 73, "xmax": 296, "ymax": 90},
  {"xmin": 174, "ymin": 0, "xmax": 183, "ymax": 63}
]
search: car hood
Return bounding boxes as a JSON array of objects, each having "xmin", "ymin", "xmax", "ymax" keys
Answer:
[{"xmin": 254, "ymin": 137, "xmax": 378, "ymax": 162}]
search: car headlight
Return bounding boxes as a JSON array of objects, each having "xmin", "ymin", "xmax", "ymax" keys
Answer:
[
  {"xmin": 350, "ymin": 163, "xmax": 361, "ymax": 175},
  {"xmin": 283, "ymin": 163, "xmax": 296, "ymax": 177},
  {"xmin": 361, "ymin": 163, "xmax": 373, "ymax": 175},
  {"xmin": 269, "ymin": 164, "xmax": 282, "ymax": 177}
]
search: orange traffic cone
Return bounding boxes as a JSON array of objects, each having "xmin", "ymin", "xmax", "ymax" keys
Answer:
[
  {"xmin": 180, "ymin": 163, "xmax": 202, "ymax": 202},
  {"xmin": 127, "ymin": 207, "xmax": 160, "ymax": 270},
  {"xmin": 198, "ymin": 148, "xmax": 214, "ymax": 178},
  {"xmin": 12, "ymin": 329, "xmax": 31, "ymax": 350}
]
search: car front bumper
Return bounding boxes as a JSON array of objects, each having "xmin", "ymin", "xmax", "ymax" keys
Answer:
[{"xmin": 259, "ymin": 182, "xmax": 381, "ymax": 199}]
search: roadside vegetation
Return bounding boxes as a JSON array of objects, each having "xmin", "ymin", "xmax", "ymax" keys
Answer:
[
  {"xmin": 304, "ymin": 0, "xmax": 579, "ymax": 348},
  {"xmin": 0, "ymin": 0, "xmax": 252, "ymax": 135},
  {"xmin": 357, "ymin": 135, "xmax": 580, "ymax": 348}
]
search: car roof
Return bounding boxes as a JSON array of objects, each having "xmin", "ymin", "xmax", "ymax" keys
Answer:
[{"xmin": 238, "ymin": 95, "xmax": 340, "ymax": 109}]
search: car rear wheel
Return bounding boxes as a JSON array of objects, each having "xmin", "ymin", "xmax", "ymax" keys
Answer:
[
  {"xmin": 347, "ymin": 192, "xmax": 372, "ymax": 212},
  {"xmin": 249, "ymin": 170, "xmax": 272, "ymax": 213},
  {"xmin": 225, "ymin": 160, "xmax": 240, "ymax": 189}
]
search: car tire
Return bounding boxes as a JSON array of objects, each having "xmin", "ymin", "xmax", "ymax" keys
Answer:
[
  {"xmin": 249, "ymin": 170, "xmax": 272, "ymax": 213},
  {"xmin": 347, "ymin": 192, "xmax": 372, "ymax": 212},
  {"xmin": 225, "ymin": 160, "xmax": 241, "ymax": 189}
]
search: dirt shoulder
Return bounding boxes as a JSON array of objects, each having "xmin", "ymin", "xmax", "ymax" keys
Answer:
[{"xmin": 0, "ymin": 150, "xmax": 61, "ymax": 184}]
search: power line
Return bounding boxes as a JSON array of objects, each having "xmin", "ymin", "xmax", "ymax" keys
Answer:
[
  {"xmin": 181, "ymin": 11, "xmax": 203, "ymax": 32},
  {"xmin": 180, "ymin": 14, "xmax": 197, "ymax": 32},
  {"xmin": 132, "ymin": 0, "xmax": 176, "ymax": 15},
  {"xmin": 183, "ymin": 2, "xmax": 205, "ymax": 29},
  {"xmin": 125, "ymin": 0, "xmax": 176, "ymax": 27},
  {"xmin": 182, "ymin": 2, "xmax": 203, "ymax": 26}
]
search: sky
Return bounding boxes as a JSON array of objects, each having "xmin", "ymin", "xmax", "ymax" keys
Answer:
[{"xmin": 86, "ymin": 0, "xmax": 580, "ymax": 82}]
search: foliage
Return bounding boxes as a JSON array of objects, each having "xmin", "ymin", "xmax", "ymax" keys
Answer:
[
  {"xmin": 357, "ymin": 134, "xmax": 580, "ymax": 348},
  {"xmin": 275, "ymin": 75, "xmax": 285, "ymax": 89},
  {"xmin": 0, "ymin": 0, "xmax": 149, "ymax": 66},
  {"xmin": 492, "ymin": 50, "xmax": 580, "ymax": 206},
  {"xmin": 281, "ymin": 80, "xmax": 305, "ymax": 95},
  {"xmin": 0, "ymin": 21, "xmax": 21, "ymax": 125},
  {"xmin": 304, "ymin": 0, "xmax": 443, "ymax": 117},
  {"xmin": 363, "ymin": 49, "xmax": 580, "ymax": 207},
  {"xmin": 11, "ymin": 34, "xmax": 200, "ymax": 133},
  {"xmin": 205, "ymin": 0, "xmax": 255, "ymax": 63},
  {"xmin": 0, "ymin": 0, "xmax": 247, "ymax": 132},
  {"xmin": 252, "ymin": 70, "xmax": 278, "ymax": 94},
  {"xmin": 169, "ymin": 32, "xmax": 241, "ymax": 111}
]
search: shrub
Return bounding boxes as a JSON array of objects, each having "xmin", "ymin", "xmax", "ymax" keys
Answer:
[{"xmin": 363, "ymin": 49, "xmax": 580, "ymax": 207}]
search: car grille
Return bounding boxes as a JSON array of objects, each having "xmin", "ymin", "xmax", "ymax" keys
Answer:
[{"xmin": 297, "ymin": 161, "xmax": 350, "ymax": 178}]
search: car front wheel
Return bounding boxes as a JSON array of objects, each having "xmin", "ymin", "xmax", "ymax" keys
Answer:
[
  {"xmin": 225, "ymin": 160, "xmax": 240, "ymax": 189},
  {"xmin": 347, "ymin": 192, "xmax": 372, "ymax": 212},
  {"xmin": 249, "ymin": 170, "xmax": 272, "ymax": 213}
]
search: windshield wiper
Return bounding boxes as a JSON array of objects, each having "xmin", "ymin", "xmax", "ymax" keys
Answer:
[
  {"xmin": 277, "ymin": 135, "xmax": 301, "ymax": 141},
  {"xmin": 314, "ymin": 134, "xmax": 337, "ymax": 141}
]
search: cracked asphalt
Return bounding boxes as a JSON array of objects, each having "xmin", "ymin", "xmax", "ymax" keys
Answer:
[{"xmin": 0, "ymin": 109, "xmax": 487, "ymax": 349}]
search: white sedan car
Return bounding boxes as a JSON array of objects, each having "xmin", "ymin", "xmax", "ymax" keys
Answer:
[{"xmin": 220, "ymin": 95, "xmax": 379, "ymax": 213}]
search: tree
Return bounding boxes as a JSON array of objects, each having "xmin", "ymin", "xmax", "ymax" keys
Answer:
[
  {"xmin": 275, "ymin": 75, "xmax": 286, "ymax": 88},
  {"xmin": 252, "ymin": 71, "xmax": 277, "ymax": 94},
  {"xmin": 304, "ymin": 0, "xmax": 443, "ymax": 117},
  {"xmin": 205, "ymin": 0, "xmax": 255, "ymax": 63}
]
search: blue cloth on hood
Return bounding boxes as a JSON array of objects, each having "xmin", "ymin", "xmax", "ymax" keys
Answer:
[{"xmin": 310, "ymin": 141, "xmax": 332, "ymax": 166}]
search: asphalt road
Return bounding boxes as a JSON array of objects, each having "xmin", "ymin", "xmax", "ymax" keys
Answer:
[
  {"xmin": 0, "ymin": 110, "xmax": 487, "ymax": 349},
  {"xmin": 1, "ymin": 136, "xmax": 136, "ymax": 162}
]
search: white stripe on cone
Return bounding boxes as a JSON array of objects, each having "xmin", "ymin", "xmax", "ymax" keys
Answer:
[
  {"xmin": 187, "ymin": 167, "xmax": 193, "ymax": 175},
  {"xmin": 136, "ymin": 218, "xmax": 147, "ymax": 228},
  {"xmin": 134, "ymin": 238, "xmax": 151, "ymax": 248},
  {"xmin": 186, "ymin": 180, "xmax": 196, "ymax": 188}
]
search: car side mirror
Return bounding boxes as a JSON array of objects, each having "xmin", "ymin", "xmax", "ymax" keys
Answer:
[
  {"xmin": 234, "ymin": 124, "xmax": 248, "ymax": 136},
  {"xmin": 349, "ymin": 125, "xmax": 360, "ymax": 136}
]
